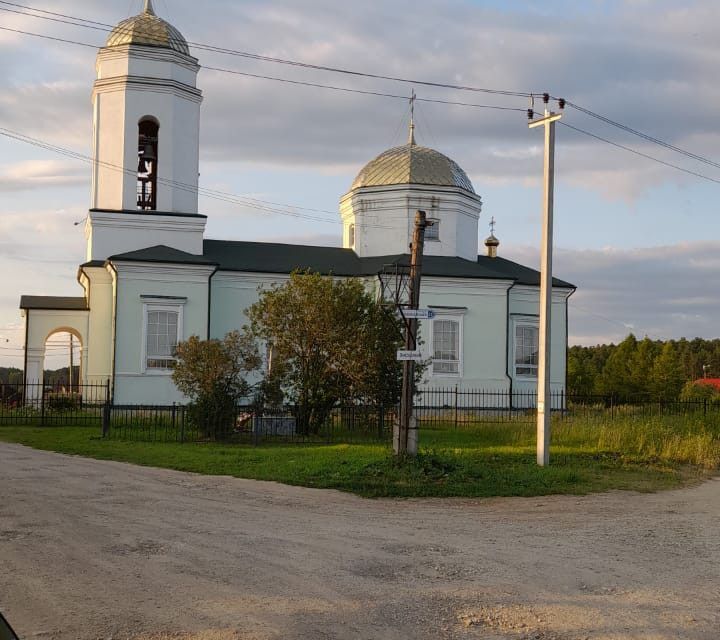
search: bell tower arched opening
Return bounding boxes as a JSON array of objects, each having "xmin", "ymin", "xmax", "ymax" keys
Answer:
[{"xmin": 137, "ymin": 118, "xmax": 159, "ymax": 211}]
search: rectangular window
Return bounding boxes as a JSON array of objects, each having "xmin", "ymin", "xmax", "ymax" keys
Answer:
[
  {"xmin": 146, "ymin": 309, "xmax": 179, "ymax": 370},
  {"xmin": 515, "ymin": 324, "xmax": 539, "ymax": 376},
  {"xmin": 432, "ymin": 319, "xmax": 459, "ymax": 374},
  {"xmin": 425, "ymin": 218, "xmax": 439, "ymax": 241}
]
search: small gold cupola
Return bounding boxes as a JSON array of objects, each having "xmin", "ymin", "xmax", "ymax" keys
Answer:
[{"xmin": 485, "ymin": 216, "xmax": 500, "ymax": 258}]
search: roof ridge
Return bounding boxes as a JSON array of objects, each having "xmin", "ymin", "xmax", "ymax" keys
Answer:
[{"xmin": 204, "ymin": 238, "xmax": 351, "ymax": 252}]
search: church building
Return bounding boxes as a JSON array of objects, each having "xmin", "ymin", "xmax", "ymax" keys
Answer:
[{"xmin": 20, "ymin": 1, "xmax": 575, "ymax": 405}]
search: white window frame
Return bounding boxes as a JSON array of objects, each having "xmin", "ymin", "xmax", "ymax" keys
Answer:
[
  {"xmin": 430, "ymin": 310, "xmax": 464, "ymax": 377},
  {"xmin": 512, "ymin": 316, "xmax": 539, "ymax": 379},
  {"xmin": 140, "ymin": 298, "xmax": 185, "ymax": 375},
  {"xmin": 425, "ymin": 217, "xmax": 440, "ymax": 242}
]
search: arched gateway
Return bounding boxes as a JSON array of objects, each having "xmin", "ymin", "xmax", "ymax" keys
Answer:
[{"xmin": 20, "ymin": 297, "xmax": 89, "ymax": 399}]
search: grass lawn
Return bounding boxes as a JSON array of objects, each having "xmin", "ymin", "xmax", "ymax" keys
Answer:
[{"xmin": 1, "ymin": 414, "xmax": 718, "ymax": 497}]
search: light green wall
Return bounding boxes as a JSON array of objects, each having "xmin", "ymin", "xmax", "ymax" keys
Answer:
[
  {"xmin": 99, "ymin": 267, "xmax": 572, "ymax": 405},
  {"xmin": 209, "ymin": 272, "xmax": 288, "ymax": 340},
  {"xmin": 508, "ymin": 285, "xmax": 573, "ymax": 397},
  {"xmin": 419, "ymin": 278, "xmax": 512, "ymax": 390},
  {"xmin": 112, "ymin": 262, "xmax": 214, "ymax": 405}
]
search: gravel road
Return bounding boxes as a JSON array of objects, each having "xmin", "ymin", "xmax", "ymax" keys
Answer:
[{"xmin": 0, "ymin": 442, "xmax": 718, "ymax": 640}]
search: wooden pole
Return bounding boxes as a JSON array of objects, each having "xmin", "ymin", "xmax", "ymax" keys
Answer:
[
  {"xmin": 396, "ymin": 210, "xmax": 430, "ymax": 457},
  {"xmin": 529, "ymin": 108, "xmax": 561, "ymax": 467}
]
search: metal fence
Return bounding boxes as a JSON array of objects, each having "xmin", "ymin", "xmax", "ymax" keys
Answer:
[
  {"xmin": 1, "ymin": 382, "xmax": 719, "ymax": 444},
  {"xmin": 414, "ymin": 388, "xmax": 617, "ymax": 427},
  {"xmin": 0, "ymin": 381, "xmax": 110, "ymax": 426},
  {"xmin": 105, "ymin": 403, "xmax": 396, "ymax": 444},
  {"xmin": 414, "ymin": 388, "xmax": 720, "ymax": 428}
]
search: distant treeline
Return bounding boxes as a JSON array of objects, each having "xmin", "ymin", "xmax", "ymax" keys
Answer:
[
  {"xmin": 0, "ymin": 366, "xmax": 80, "ymax": 386},
  {"xmin": 569, "ymin": 335, "xmax": 720, "ymax": 401}
]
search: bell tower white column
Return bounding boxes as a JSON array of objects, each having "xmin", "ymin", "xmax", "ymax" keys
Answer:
[{"xmin": 90, "ymin": 2, "xmax": 203, "ymax": 214}]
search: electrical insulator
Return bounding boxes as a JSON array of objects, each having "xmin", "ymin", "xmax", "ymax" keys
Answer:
[
  {"xmin": 527, "ymin": 108, "xmax": 534, "ymax": 120},
  {"xmin": 543, "ymin": 92, "xmax": 550, "ymax": 104},
  {"xmin": 558, "ymin": 98, "xmax": 566, "ymax": 110}
]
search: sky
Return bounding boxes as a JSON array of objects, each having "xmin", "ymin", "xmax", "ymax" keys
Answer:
[{"xmin": 1, "ymin": 0, "xmax": 720, "ymax": 367}]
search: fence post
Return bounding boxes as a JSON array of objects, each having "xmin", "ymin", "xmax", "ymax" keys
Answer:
[
  {"xmin": 378, "ymin": 404, "xmax": 385, "ymax": 440},
  {"xmin": 101, "ymin": 379, "xmax": 111, "ymax": 437},
  {"xmin": 179, "ymin": 405, "xmax": 186, "ymax": 443},
  {"xmin": 454, "ymin": 386, "xmax": 459, "ymax": 429},
  {"xmin": 40, "ymin": 384, "xmax": 46, "ymax": 427}
]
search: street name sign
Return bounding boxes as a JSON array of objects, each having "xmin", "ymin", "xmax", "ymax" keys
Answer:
[
  {"xmin": 399, "ymin": 309, "xmax": 436, "ymax": 319},
  {"xmin": 396, "ymin": 349, "xmax": 423, "ymax": 361}
]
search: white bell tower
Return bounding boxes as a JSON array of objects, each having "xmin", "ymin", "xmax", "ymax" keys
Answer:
[
  {"xmin": 86, "ymin": 0, "xmax": 206, "ymax": 260},
  {"xmin": 90, "ymin": 0, "xmax": 202, "ymax": 214}
]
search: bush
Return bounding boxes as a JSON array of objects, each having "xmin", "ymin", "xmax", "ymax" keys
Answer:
[
  {"xmin": 172, "ymin": 331, "xmax": 262, "ymax": 440},
  {"xmin": 186, "ymin": 394, "xmax": 238, "ymax": 439},
  {"xmin": 680, "ymin": 380, "xmax": 720, "ymax": 402},
  {"xmin": 46, "ymin": 392, "xmax": 81, "ymax": 411}
]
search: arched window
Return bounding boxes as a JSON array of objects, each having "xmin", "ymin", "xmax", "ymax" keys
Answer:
[
  {"xmin": 137, "ymin": 118, "xmax": 159, "ymax": 210},
  {"xmin": 348, "ymin": 223, "xmax": 355, "ymax": 247}
]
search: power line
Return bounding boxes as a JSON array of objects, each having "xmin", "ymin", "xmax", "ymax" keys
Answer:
[
  {"xmin": 0, "ymin": 2, "xmax": 536, "ymax": 98},
  {"xmin": 563, "ymin": 100, "xmax": 720, "ymax": 173},
  {"xmin": 7, "ymin": 0, "xmax": 720, "ymax": 180},
  {"xmin": 558, "ymin": 121, "xmax": 720, "ymax": 186},
  {"xmin": 0, "ymin": 126, "xmax": 403, "ymax": 230},
  {"xmin": 0, "ymin": 127, "xmax": 340, "ymax": 223},
  {"xmin": 202, "ymin": 66, "xmax": 527, "ymax": 113},
  {"xmin": 4, "ymin": 4, "xmax": 720, "ymax": 193},
  {"xmin": 4, "ymin": 18, "xmax": 720, "ymax": 192},
  {"xmin": 0, "ymin": 24, "xmax": 526, "ymax": 114}
]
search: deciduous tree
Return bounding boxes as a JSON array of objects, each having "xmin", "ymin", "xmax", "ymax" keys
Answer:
[{"xmin": 246, "ymin": 271, "xmax": 405, "ymax": 433}]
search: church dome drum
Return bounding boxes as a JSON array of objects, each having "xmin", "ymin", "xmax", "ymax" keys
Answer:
[{"xmin": 106, "ymin": 0, "xmax": 190, "ymax": 56}]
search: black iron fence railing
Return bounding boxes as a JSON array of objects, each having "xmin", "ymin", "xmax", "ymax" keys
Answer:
[
  {"xmin": 105, "ymin": 403, "xmax": 396, "ymax": 444},
  {"xmin": 1, "ymin": 382, "xmax": 718, "ymax": 444},
  {"xmin": 0, "ymin": 381, "xmax": 110, "ymax": 427}
]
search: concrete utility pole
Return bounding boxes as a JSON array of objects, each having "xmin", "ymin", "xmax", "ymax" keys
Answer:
[
  {"xmin": 528, "ymin": 96, "xmax": 562, "ymax": 467},
  {"xmin": 396, "ymin": 210, "xmax": 432, "ymax": 457}
]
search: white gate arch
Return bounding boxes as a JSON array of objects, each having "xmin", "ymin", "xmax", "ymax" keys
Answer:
[{"xmin": 21, "ymin": 297, "xmax": 90, "ymax": 400}]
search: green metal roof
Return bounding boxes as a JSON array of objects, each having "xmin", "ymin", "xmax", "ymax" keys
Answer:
[
  {"xmin": 109, "ymin": 240, "xmax": 574, "ymax": 288},
  {"xmin": 110, "ymin": 245, "xmax": 218, "ymax": 265},
  {"xmin": 20, "ymin": 296, "xmax": 88, "ymax": 311}
]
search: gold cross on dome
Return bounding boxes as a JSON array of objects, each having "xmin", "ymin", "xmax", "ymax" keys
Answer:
[{"xmin": 408, "ymin": 89, "xmax": 416, "ymax": 145}]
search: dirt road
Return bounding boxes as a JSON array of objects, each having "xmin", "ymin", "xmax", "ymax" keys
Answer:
[{"xmin": 0, "ymin": 443, "xmax": 718, "ymax": 639}]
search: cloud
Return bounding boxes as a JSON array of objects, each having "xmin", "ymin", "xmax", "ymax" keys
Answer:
[
  {"xmin": 0, "ymin": 160, "xmax": 86, "ymax": 192},
  {"xmin": 503, "ymin": 241, "xmax": 720, "ymax": 345},
  {"xmin": 2, "ymin": 0, "xmax": 720, "ymax": 200}
]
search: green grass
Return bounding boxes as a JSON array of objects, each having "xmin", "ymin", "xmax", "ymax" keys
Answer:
[{"xmin": 0, "ymin": 412, "xmax": 718, "ymax": 497}]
